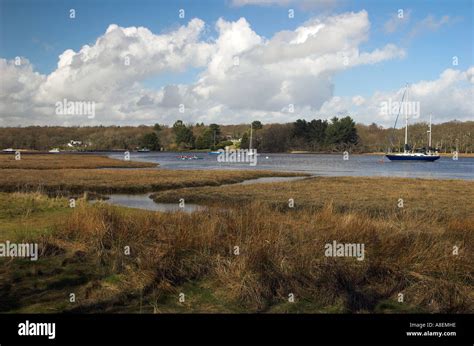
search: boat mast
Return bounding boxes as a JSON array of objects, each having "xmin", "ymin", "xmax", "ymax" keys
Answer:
[
  {"xmin": 404, "ymin": 84, "xmax": 408, "ymax": 153},
  {"xmin": 249, "ymin": 123, "xmax": 253, "ymax": 150},
  {"xmin": 428, "ymin": 114, "xmax": 432, "ymax": 149},
  {"xmin": 389, "ymin": 83, "xmax": 408, "ymax": 152},
  {"xmin": 404, "ymin": 112, "xmax": 408, "ymax": 152}
]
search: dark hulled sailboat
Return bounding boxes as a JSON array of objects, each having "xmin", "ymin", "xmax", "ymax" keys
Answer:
[{"xmin": 386, "ymin": 85, "xmax": 440, "ymax": 162}]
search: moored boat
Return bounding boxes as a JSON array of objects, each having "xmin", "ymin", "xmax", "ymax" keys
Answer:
[
  {"xmin": 386, "ymin": 153, "xmax": 440, "ymax": 161},
  {"xmin": 385, "ymin": 85, "xmax": 440, "ymax": 162},
  {"xmin": 177, "ymin": 155, "xmax": 203, "ymax": 160}
]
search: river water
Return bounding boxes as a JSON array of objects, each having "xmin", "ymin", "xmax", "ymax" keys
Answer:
[
  {"xmin": 96, "ymin": 176, "xmax": 309, "ymax": 212},
  {"xmin": 99, "ymin": 152, "xmax": 472, "ymax": 212},
  {"xmin": 101, "ymin": 194, "xmax": 205, "ymax": 212},
  {"xmin": 108, "ymin": 152, "xmax": 474, "ymax": 180}
]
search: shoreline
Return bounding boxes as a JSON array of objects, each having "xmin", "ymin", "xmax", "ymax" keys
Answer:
[
  {"xmin": 3, "ymin": 150, "xmax": 474, "ymax": 158},
  {"xmin": 290, "ymin": 151, "xmax": 474, "ymax": 157}
]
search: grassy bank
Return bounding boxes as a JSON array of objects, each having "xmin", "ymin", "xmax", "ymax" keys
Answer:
[
  {"xmin": 0, "ymin": 192, "xmax": 472, "ymax": 313},
  {"xmin": 0, "ymin": 153, "xmax": 307, "ymax": 195},
  {"xmin": 0, "ymin": 154, "xmax": 157, "ymax": 169},
  {"xmin": 0, "ymin": 169, "xmax": 307, "ymax": 195},
  {"xmin": 151, "ymin": 176, "xmax": 474, "ymax": 218}
]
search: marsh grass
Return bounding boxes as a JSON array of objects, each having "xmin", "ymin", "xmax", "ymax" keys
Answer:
[
  {"xmin": 0, "ymin": 154, "xmax": 157, "ymax": 169},
  {"xmin": 151, "ymin": 176, "xmax": 474, "ymax": 219},
  {"xmin": 0, "ymin": 169, "xmax": 306, "ymax": 194},
  {"xmin": 0, "ymin": 173, "xmax": 472, "ymax": 314},
  {"xmin": 1, "ymin": 196, "xmax": 469, "ymax": 313}
]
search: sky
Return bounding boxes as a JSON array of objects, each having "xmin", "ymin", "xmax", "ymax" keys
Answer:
[{"xmin": 0, "ymin": 0, "xmax": 472, "ymax": 127}]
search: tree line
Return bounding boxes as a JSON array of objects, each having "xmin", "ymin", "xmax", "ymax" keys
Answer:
[{"xmin": 0, "ymin": 119, "xmax": 472, "ymax": 153}]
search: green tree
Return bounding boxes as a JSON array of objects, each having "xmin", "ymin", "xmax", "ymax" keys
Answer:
[
  {"xmin": 240, "ymin": 132, "xmax": 250, "ymax": 149},
  {"xmin": 252, "ymin": 120, "xmax": 263, "ymax": 130},
  {"xmin": 293, "ymin": 119, "xmax": 310, "ymax": 140},
  {"xmin": 139, "ymin": 132, "xmax": 160, "ymax": 150},
  {"xmin": 307, "ymin": 119, "xmax": 328, "ymax": 149},
  {"xmin": 195, "ymin": 128, "xmax": 214, "ymax": 149},
  {"xmin": 173, "ymin": 120, "xmax": 195, "ymax": 148},
  {"xmin": 260, "ymin": 124, "xmax": 292, "ymax": 152},
  {"xmin": 325, "ymin": 116, "xmax": 358, "ymax": 148},
  {"xmin": 172, "ymin": 121, "xmax": 182, "ymax": 129},
  {"xmin": 209, "ymin": 123, "xmax": 221, "ymax": 146},
  {"xmin": 215, "ymin": 140, "xmax": 233, "ymax": 149}
]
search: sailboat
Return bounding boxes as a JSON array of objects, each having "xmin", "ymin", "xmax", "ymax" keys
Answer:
[{"xmin": 385, "ymin": 85, "xmax": 440, "ymax": 162}]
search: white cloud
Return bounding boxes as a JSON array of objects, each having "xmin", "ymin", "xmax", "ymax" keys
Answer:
[
  {"xmin": 384, "ymin": 9, "xmax": 411, "ymax": 33},
  {"xmin": 188, "ymin": 11, "xmax": 403, "ymax": 116},
  {"xmin": 4, "ymin": 11, "xmax": 468, "ymax": 128},
  {"xmin": 1, "ymin": 19, "xmax": 214, "ymax": 125},
  {"xmin": 466, "ymin": 67, "xmax": 474, "ymax": 84},
  {"xmin": 317, "ymin": 67, "xmax": 474, "ymax": 126},
  {"xmin": 408, "ymin": 14, "xmax": 454, "ymax": 38},
  {"xmin": 36, "ymin": 18, "xmax": 213, "ymax": 103},
  {"xmin": 352, "ymin": 95, "xmax": 365, "ymax": 106},
  {"xmin": 0, "ymin": 58, "xmax": 45, "ymax": 125}
]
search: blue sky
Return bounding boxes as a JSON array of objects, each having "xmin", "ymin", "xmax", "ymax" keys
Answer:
[{"xmin": 0, "ymin": 0, "xmax": 472, "ymax": 126}]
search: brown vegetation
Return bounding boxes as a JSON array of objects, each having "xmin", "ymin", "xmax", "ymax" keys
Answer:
[
  {"xmin": 151, "ymin": 176, "xmax": 474, "ymax": 219},
  {"xmin": 0, "ymin": 161, "xmax": 471, "ymax": 313},
  {"xmin": 1, "ymin": 196, "xmax": 471, "ymax": 313},
  {"xmin": 0, "ymin": 167, "xmax": 306, "ymax": 194},
  {"xmin": 0, "ymin": 154, "xmax": 156, "ymax": 169}
]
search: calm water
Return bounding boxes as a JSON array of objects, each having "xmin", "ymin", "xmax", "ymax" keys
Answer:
[
  {"xmin": 100, "ymin": 194, "xmax": 205, "ymax": 213},
  {"xmin": 97, "ymin": 177, "xmax": 308, "ymax": 212},
  {"xmin": 109, "ymin": 152, "xmax": 474, "ymax": 180}
]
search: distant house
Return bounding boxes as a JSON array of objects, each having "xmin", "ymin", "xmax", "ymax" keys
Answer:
[{"xmin": 67, "ymin": 140, "xmax": 83, "ymax": 147}]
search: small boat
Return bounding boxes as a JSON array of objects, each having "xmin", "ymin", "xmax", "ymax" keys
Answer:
[
  {"xmin": 177, "ymin": 155, "xmax": 203, "ymax": 160},
  {"xmin": 208, "ymin": 151, "xmax": 221, "ymax": 155},
  {"xmin": 385, "ymin": 85, "xmax": 440, "ymax": 162},
  {"xmin": 49, "ymin": 148, "xmax": 60, "ymax": 153},
  {"xmin": 137, "ymin": 148, "xmax": 150, "ymax": 152}
]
